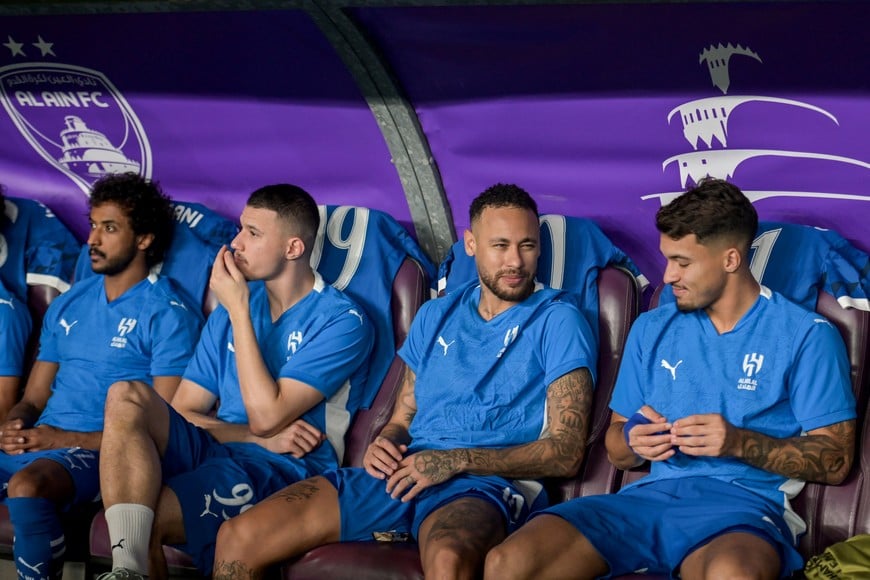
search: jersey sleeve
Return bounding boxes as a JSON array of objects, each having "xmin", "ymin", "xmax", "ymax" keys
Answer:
[
  {"xmin": 822, "ymin": 232, "xmax": 870, "ymax": 311},
  {"xmin": 35, "ymin": 294, "xmax": 64, "ymax": 364},
  {"xmin": 0, "ymin": 293, "xmax": 31, "ymax": 376},
  {"xmin": 23, "ymin": 202, "xmax": 80, "ymax": 292},
  {"xmin": 180, "ymin": 309, "xmax": 226, "ymax": 396},
  {"xmin": 788, "ymin": 315, "xmax": 856, "ymax": 432},
  {"xmin": 280, "ymin": 307, "xmax": 374, "ymax": 398},
  {"xmin": 397, "ymin": 298, "xmax": 437, "ymax": 374},
  {"xmin": 148, "ymin": 298, "xmax": 203, "ymax": 378},
  {"xmin": 539, "ymin": 300, "xmax": 598, "ymax": 386},
  {"xmin": 609, "ymin": 315, "xmax": 648, "ymax": 418}
]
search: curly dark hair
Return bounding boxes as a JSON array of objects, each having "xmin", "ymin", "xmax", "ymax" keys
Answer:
[
  {"xmin": 656, "ymin": 178, "xmax": 757, "ymax": 255},
  {"xmin": 469, "ymin": 183, "xmax": 539, "ymax": 225},
  {"xmin": 246, "ymin": 184, "xmax": 320, "ymax": 251},
  {"xmin": 89, "ymin": 173, "xmax": 174, "ymax": 268}
]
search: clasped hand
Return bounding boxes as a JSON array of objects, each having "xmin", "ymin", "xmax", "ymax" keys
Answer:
[
  {"xmin": 0, "ymin": 420, "xmax": 62, "ymax": 454},
  {"xmin": 363, "ymin": 437, "xmax": 454, "ymax": 503},
  {"xmin": 626, "ymin": 406, "xmax": 740, "ymax": 461}
]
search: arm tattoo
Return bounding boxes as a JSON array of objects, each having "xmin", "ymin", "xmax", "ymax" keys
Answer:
[
  {"xmin": 740, "ymin": 420, "xmax": 855, "ymax": 484},
  {"xmin": 394, "ymin": 366, "xmax": 417, "ymax": 427},
  {"xmin": 428, "ymin": 368, "xmax": 593, "ymax": 480},
  {"xmin": 213, "ymin": 560, "xmax": 258, "ymax": 580}
]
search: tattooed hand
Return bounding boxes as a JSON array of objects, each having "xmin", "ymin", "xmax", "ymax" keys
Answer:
[{"xmin": 385, "ymin": 449, "xmax": 468, "ymax": 502}]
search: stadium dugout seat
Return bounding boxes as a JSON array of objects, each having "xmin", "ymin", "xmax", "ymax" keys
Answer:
[
  {"xmin": 280, "ymin": 264, "xmax": 641, "ymax": 580},
  {"xmin": 612, "ymin": 287, "xmax": 870, "ymax": 579},
  {"xmin": 89, "ymin": 206, "xmax": 434, "ymax": 577}
]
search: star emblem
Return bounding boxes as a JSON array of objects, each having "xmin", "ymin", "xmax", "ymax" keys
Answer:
[
  {"xmin": 3, "ymin": 36, "xmax": 25, "ymax": 57},
  {"xmin": 32, "ymin": 35, "xmax": 55, "ymax": 57}
]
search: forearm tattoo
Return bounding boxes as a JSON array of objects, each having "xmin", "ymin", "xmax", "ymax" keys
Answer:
[
  {"xmin": 740, "ymin": 420, "xmax": 855, "ymax": 484},
  {"xmin": 431, "ymin": 368, "xmax": 593, "ymax": 480}
]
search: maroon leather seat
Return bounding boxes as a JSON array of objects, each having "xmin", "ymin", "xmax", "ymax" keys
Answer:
[
  {"xmin": 282, "ymin": 265, "xmax": 641, "ymax": 579},
  {"xmin": 613, "ymin": 289, "xmax": 870, "ymax": 579}
]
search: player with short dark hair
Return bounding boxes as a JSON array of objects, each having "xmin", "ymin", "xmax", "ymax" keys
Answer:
[
  {"xmin": 97, "ymin": 184, "xmax": 374, "ymax": 580},
  {"xmin": 484, "ymin": 178, "xmax": 856, "ymax": 580},
  {"xmin": 209, "ymin": 183, "xmax": 597, "ymax": 579}
]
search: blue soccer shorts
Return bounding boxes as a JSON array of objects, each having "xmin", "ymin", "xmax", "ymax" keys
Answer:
[
  {"xmin": 160, "ymin": 404, "xmax": 312, "ymax": 573},
  {"xmin": 0, "ymin": 447, "xmax": 100, "ymax": 508},
  {"xmin": 325, "ymin": 466, "xmax": 546, "ymax": 541},
  {"xmin": 540, "ymin": 477, "xmax": 803, "ymax": 578}
]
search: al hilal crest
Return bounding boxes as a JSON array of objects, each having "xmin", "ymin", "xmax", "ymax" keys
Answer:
[{"xmin": 0, "ymin": 62, "xmax": 151, "ymax": 195}]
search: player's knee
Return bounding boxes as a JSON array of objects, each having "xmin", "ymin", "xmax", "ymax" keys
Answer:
[
  {"xmin": 7, "ymin": 468, "xmax": 51, "ymax": 498},
  {"xmin": 484, "ymin": 542, "xmax": 521, "ymax": 580},
  {"xmin": 702, "ymin": 557, "xmax": 775, "ymax": 580},
  {"xmin": 215, "ymin": 515, "xmax": 256, "ymax": 561},
  {"xmin": 425, "ymin": 540, "xmax": 479, "ymax": 577},
  {"xmin": 105, "ymin": 380, "xmax": 154, "ymax": 417}
]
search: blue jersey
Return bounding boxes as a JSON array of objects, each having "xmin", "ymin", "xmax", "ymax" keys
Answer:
[
  {"xmin": 399, "ymin": 281, "xmax": 596, "ymax": 452},
  {"xmin": 611, "ymin": 287, "xmax": 855, "ymax": 507},
  {"xmin": 0, "ymin": 280, "xmax": 31, "ymax": 377},
  {"xmin": 36, "ymin": 274, "xmax": 203, "ymax": 432},
  {"xmin": 0, "ymin": 197, "xmax": 80, "ymax": 301},
  {"xmin": 182, "ymin": 273, "xmax": 374, "ymax": 473},
  {"xmin": 75, "ymin": 200, "xmax": 238, "ymax": 310},
  {"xmin": 659, "ymin": 221, "xmax": 870, "ymax": 311},
  {"xmin": 435, "ymin": 214, "xmax": 648, "ymax": 344},
  {"xmin": 311, "ymin": 205, "xmax": 436, "ymax": 409}
]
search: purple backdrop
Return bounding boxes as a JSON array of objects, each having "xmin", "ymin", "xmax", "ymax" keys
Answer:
[
  {"xmin": 355, "ymin": 2, "xmax": 870, "ymax": 284},
  {"xmin": 0, "ymin": 10, "xmax": 407, "ymax": 240},
  {"xmin": 1, "ymin": 3, "xmax": 868, "ymax": 289}
]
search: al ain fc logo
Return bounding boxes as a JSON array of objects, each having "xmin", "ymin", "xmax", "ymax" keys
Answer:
[
  {"xmin": 0, "ymin": 35, "xmax": 152, "ymax": 196},
  {"xmin": 643, "ymin": 42, "xmax": 870, "ymax": 206}
]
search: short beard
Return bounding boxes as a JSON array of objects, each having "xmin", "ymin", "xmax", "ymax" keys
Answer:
[
  {"xmin": 479, "ymin": 269, "xmax": 535, "ymax": 303},
  {"xmin": 90, "ymin": 246, "xmax": 137, "ymax": 276}
]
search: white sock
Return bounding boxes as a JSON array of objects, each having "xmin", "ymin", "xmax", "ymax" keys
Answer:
[{"xmin": 104, "ymin": 503, "xmax": 154, "ymax": 575}]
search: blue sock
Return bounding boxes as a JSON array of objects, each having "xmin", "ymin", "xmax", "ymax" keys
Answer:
[{"xmin": 6, "ymin": 497, "xmax": 65, "ymax": 580}]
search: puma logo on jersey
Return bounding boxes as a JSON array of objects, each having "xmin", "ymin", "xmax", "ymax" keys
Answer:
[
  {"xmin": 437, "ymin": 335, "xmax": 455, "ymax": 356},
  {"xmin": 0, "ymin": 297, "xmax": 14, "ymax": 309},
  {"xmin": 59, "ymin": 318, "xmax": 78, "ymax": 335},
  {"xmin": 348, "ymin": 309, "xmax": 364, "ymax": 325},
  {"xmin": 169, "ymin": 300, "xmax": 188, "ymax": 310},
  {"xmin": 660, "ymin": 359, "xmax": 682, "ymax": 380}
]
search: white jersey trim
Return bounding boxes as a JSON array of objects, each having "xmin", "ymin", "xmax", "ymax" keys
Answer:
[{"xmin": 27, "ymin": 273, "xmax": 70, "ymax": 293}]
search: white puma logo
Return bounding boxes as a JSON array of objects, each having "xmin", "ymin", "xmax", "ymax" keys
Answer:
[
  {"xmin": 348, "ymin": 309, "xmax": 364, "ymax": 325},
  {"xmin": 0, "ymin": 297, "xmax": 13, "ymax": 309},
  {"xmin": 661, "ymin": 359, "xmax": 683, "ymax": 380},
  {"xmin": 60, "ymin": 318, "xmax": 78, "ymax": 336},
  {"xmin": 169, "ymin": 300, "xmax": 187, "ymax": 310},
  {"xmin": 437, "ymin": 335, "xmax": 455, "ymax": 356},
  {"xmin": 17, "ymin": 557, "xmax": 45, "ymax": 574},
  {"xmin": 200, "ymin": 494, "xmax": 219, "ymax": 518}
]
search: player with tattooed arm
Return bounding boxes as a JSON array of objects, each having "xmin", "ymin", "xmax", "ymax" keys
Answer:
[
  {"xmin": 485, "ymin": 178, "xmax": 856, "ymax": 580},
  {"xmin": 211, "ymin": 183, "xmax": 598, "ymax": 580}
]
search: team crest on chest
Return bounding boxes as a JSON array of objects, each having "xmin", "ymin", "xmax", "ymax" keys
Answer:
[
  {"xmin": 737, "ymin": 352, "xmax": 764, "ymax": 391},
  {"xmin": 287, "ymin": 330, "xmax": 303, "ymax": 360},
  {"xmin": 110, "ymin": 317, "xmax": 137, "ymax": 349}
]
